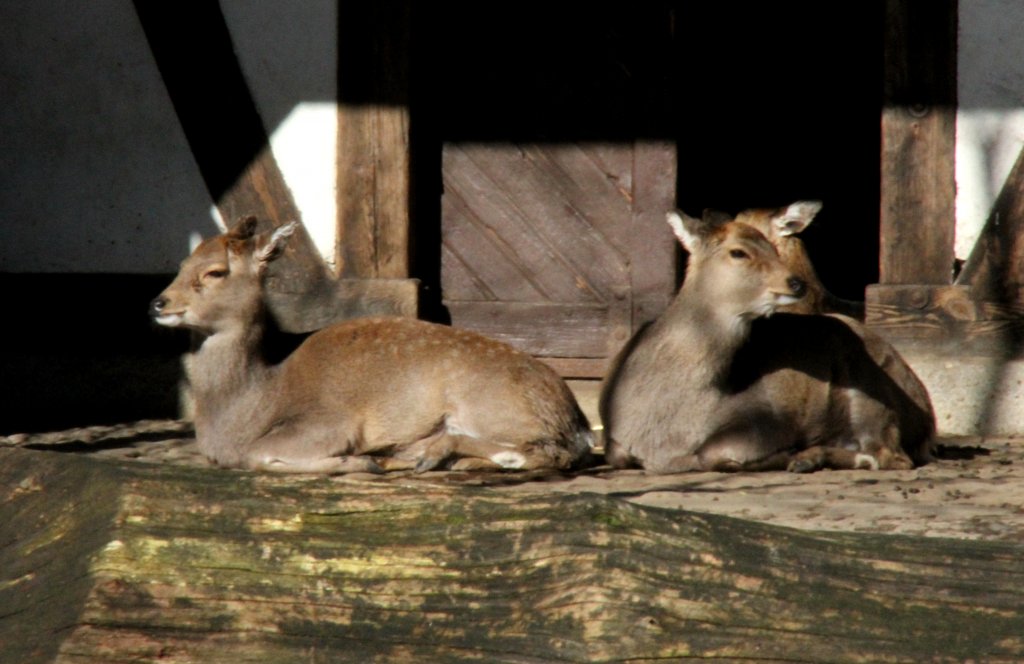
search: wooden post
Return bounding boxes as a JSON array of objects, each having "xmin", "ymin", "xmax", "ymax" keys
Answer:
[
  {"xmin": 877, "ymin": 0, "xmax": 958, "ymax": 287},
  {"xmin": 867, "ymin": 1, "xmax": 964, "ymax": 349},
  {"xmin": 336, "ymin": 0, "xmax": 412, "ymax": 280}
]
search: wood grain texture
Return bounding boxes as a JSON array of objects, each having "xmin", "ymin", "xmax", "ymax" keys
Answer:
[
  {"xmin": 442, "ymin": 142, "xmax": 676, "ymax": 372},
  {"xmin": 880, "ymin": 0, "xmax": 957, "ymax": 285},
  {"xmin": 337, "ymin": 105, "xmax": 411, "ymax": 279},
  {"xmin": 867, "ymin": 284, "xmax": 1024, "ymax": 356},
  {"xmin": 3, "ymin": 446, "xmax": 1024, "ymax": 663},
  {"xmin": 336, "ymin": 0, "xmax": 412, "ymax": 280}
]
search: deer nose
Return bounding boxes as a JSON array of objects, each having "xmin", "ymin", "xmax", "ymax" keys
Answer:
[
  {"xmin": 149, "ymin": 296, "xmax": 168, "ymax": 318},
  {"xmin": 787, "ymin": 277, "xmax": 807, "ymax": 298}
]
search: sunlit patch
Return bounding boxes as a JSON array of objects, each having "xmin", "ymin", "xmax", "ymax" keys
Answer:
[
  {"xmin": 490, "ymin": 451, "xmax": 526, "ymax": 469},
  {"xmin": 854, "ymin": 453, "xmax": 879, "ymax": 470}
]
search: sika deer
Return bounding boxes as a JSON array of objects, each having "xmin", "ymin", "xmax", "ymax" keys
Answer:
[
  {"xmin": 151, "ymin": 217, "xmax": 593, "ymax": 473},
  {"xmin": 599, "ymin": 210, "xmax": 933, "ymax": 473},
  {"xmin": 725, "ymin": 201, "xmax": 863, "ymax": 318},
  {"xmin": 728, "ymin": 201, "xmax": 935, "ymax": 464}
]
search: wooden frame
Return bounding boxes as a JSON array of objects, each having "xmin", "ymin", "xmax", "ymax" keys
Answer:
[{"xmin": 868, "ymin": 0, "xmax": 1024, "ymax": 358}]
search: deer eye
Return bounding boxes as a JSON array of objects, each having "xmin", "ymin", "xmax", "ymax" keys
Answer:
[
  {"xmin": 729, "ymin": 249, "xmax": 750, "ymax": 260},
  {"xmin": 203, "ymin": 268, "xmax": 228, "ymax": 280}
]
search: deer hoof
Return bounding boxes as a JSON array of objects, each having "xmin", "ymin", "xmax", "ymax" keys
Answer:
[{"xmin": 787, "ymin": 458, "xmax": 819, "ymax": 474}]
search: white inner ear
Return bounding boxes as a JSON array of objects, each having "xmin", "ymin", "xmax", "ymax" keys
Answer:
[
  {"xmin": 666, "ymin": 211, "xmax": 700, "ymax": 252},
  {"xmin": 256, "ymin": 221, "xmax": 299, "ymax": 264},
  {"xmin": 773, "ymin": 201, "xmax": 823, "ymax": 237}
]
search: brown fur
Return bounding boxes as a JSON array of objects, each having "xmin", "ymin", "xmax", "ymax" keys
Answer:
[
  {"xmin": 731, "ymin": 201, "xmax": 935, "ymax": 464},
  {"xmin": 599, "ymin": 209, "xmax": 934, "ymax": 474},
  {"xmin": 151, "ymin": 217, "xmax": 593, "ymax": 474}
]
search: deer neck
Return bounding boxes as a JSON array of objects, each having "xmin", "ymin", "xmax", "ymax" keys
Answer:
[
  {"xmin": 185, "ymin": 317, "xmax": 277, "ymax": 441},
  {"xmin": 659, "ymin": 278, "xmax": 756, "ymax": 382}
]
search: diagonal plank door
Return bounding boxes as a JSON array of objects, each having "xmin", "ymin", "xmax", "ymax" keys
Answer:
[{"xmin": 442, "ymin": 141, "xmax": 677, "ymax": 378}]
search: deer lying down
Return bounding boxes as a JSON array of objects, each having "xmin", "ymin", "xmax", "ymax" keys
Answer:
[
  {"xmin": 724, "ymin": 201, "xmax": 863, "ymax": 318},
  {"xmin": 599, "ymin": 209, "xmax": 934, "ymax": 473},
  {"xmin": 150, "ymin": 217, "xmax": 593, "ymax": 474},
  {"xmin": 729, "ymin": 201, "xmax": 935, "ymax": 462}
]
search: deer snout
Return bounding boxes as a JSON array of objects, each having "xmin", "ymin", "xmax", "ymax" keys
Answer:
[
  {"xmin": 149, "ymin": 296, "xmax": 168, "ymax": 319},
  {"xmin": 149, "ymin": 295, "xmax": 185, "ymax": 327}
]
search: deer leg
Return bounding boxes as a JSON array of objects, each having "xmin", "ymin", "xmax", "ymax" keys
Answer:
[
  {"xmin": 787, "ymin": 445, "xmax": 884, "ymax": 473},
  {"xmin": 648, "ymin": 418, "xmax": 794, "ymax": 474},
  {"xmin": 415, "ymin": 433, "xmax": 529, "ymax": 473},
  {"xmin": 247, "ymin": 452, "xmax": 384, "ymax": 474}
]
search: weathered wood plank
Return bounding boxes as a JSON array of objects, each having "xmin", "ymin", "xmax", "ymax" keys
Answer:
[
  {"xmin": 445, "ymin": 301, "xmax": 616, "ymax": 358},
  {"xmin": 441, "ymin": 181, "xmax": 551, "ymax": 302},
  {"xmin": 442, "ymin": 144, "xmax": 625, "ymax": 303},
  {"xmin": 337, "ymin": 105, "xmax": 411, "ymax": 279},
  {"xmin": 336, "ymin": 1, "xmax": 412, "ymax": 280},
  {"xmin": 879, "ymin": 0, "xmax": 957, "ymax": 286},
  {"xmin": 866, "ymin": 284, "xmax": 1024, "ymax": 356},
  {"xmin": 630, "ymin": 141, "xmax": 679, "ymax": 325},
  {"xmin": 3, "ymin": 447, "xmax": 1024, "ymax": 663}
]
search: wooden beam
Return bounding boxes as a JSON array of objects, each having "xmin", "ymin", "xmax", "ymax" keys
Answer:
[
  {"xmin": 336, "ymin": 0, "xmax": 412, "ymax": 279},
  {"xmin": 134, "ymin": 3, "xmax": 416, "ymax": 330},
  {"xmin": 629, "ymin": 141, "xmax": 679, "ymax": 327},
  {"xmin": 878, "ymin": 0, "xmax": 957, "ymax": 286},
  {"xmin": 867, "ymin": 284, "xmax": 1024, "ymax": 356},
  {"xmin": 957, "ymin": 145, "xmax": 1024, "ymax": 304}
]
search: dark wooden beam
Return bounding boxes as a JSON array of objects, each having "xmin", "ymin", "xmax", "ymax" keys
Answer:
[
  {"xmin": 135, "ymin": 4, "xmax": 416, "ymax": 329},
  {"xmin": 878, "ymin": 0, "xmax": 957, "ymax": 287},
  {"xmin": 336, "ymin": 0, "xmax": 412, "ymax": 279}
]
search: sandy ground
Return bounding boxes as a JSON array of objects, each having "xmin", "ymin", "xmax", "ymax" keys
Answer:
[{"xmin": 4, "ymin": 420, "xmax": 1023, "ymax": 542}]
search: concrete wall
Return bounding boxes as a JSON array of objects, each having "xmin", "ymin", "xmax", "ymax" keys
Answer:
[
  {"xmin": 0, "ymin": 0, "xmax": 338, "ymax": 274},
  {"xmin": 955, "ymin": 0, "xmax": 1024, "ymax": 261},
  {"xmin": 0, "ymin": 1, "xmax": 339, "ymax": 432}
]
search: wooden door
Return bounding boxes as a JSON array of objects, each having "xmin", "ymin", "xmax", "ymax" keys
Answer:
[{"xmin": 441, "ymin": 141, "xmax": 677, "ymax": 378}]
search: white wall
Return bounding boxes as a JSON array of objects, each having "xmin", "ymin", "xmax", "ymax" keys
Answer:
[
  {"xmin": 219, "ymin": 1, "xmax": 338, "ymax": 269},
  {"xmin": 0, "ymin": 1, "xmax": 338, "ymax": 274},
  {"xmin": 956, "ymin": 0, "xmax": 1024, "ymax": 261}
]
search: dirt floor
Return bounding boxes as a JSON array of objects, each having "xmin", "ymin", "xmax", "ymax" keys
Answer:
[{"xmin": 5, "ymin": 419, "xmax": 1024, "ymax": 543}]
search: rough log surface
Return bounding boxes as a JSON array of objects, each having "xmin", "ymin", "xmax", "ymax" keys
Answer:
[{"xmin": 2, "ymin": 425, "xmax": 1024, "ymax": 663}]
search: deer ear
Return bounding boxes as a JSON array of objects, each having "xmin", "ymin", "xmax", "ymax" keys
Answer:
[
  {"xmin": 227, "ymin": 215, "xmax": 259, "ymax": 240},
  {"xmin": 666, "ymin": 210, "xmax": 708, "ymax": 253},
  {"xmin": 772, "ymin": 201, "xmax": 822, "ymax": 237},
  {"xmin": 254, "ymin": 221, "xmax": 299, "ymax": 269}
]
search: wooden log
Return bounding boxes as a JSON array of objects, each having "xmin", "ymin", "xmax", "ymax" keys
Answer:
[{"xmin": 3, "ymin": 446, "xmax": 1023, "ymax": 663}]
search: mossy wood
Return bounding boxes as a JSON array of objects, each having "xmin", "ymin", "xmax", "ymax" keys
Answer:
[{"xmin": 2, "ymin": 447, "xmax": 1022, "ymax": 663}]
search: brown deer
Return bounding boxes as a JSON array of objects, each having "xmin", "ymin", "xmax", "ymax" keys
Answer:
[
  {"xmin": 724, "ymin": 201, "xmax": 864, "ymax": 318},
  {"xmin": 728, "ymin": 201, "xmax": 935, "ymax": 461},
  {"xmin": 150, "ymin": 217, "xmax": 593, "ymax": 473},
  {"xmin": 599, "ymin": 209, "xmax": 934, "ymax": 473}
]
